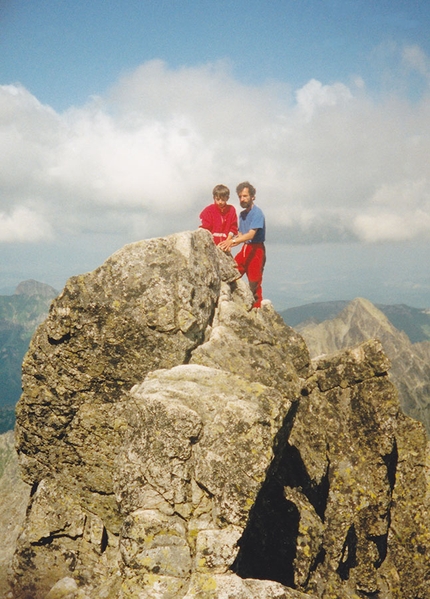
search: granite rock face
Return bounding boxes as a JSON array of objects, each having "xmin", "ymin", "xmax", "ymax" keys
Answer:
[
  {"xmin": 10, "ymin": 229, "xmax": 430, "ymax": 599},
  {"xmin": 0, "ymin": 431, "xmax": 31, "ymax": 599}
]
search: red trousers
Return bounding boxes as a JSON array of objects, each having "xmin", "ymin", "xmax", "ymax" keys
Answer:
[{"xmin": 235, "ymin": 243, "xmax": 266, "ymax": 308}]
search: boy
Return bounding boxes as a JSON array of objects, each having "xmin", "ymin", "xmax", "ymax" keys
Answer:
[{"xmin": 199, "ymin": 184, "xmax": 238, "ymax": 250}]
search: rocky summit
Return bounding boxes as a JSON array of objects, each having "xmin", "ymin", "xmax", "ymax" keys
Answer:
[{"xmin": 9, "ymin": 229, "xmax": 430, "ymax": 599}]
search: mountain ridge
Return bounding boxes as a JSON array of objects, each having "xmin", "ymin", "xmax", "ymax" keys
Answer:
[
  {"xmin": 288, "ymin": 297, "xmax": 430, "ymax": 434},
  {"xmin": 0, "ymin": 280, "xmax": 57, "ymax": 428},
  {"xmin": 280, "ymin": 299, "xmax": 430, "ymax": 343}
]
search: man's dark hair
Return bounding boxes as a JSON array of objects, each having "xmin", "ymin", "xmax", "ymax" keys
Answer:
[{"xmin": 236, "ymin": 181, "xmax": 256, "ymax": 198}]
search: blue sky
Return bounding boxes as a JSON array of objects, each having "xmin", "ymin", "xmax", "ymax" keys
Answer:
[
  {"xmin": 1, "ymin": 0, "xmax": 430, "ymax": 308},
  {"xmin": 3, "ymin": 0, "xmax": 429, "ymax": 109}
]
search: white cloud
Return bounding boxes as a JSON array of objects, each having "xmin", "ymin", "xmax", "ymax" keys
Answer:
[
  {"xmin": 402, "ymin": 45, "xmax": 430, "ymax": 79},
  {"xmin": 1, "ymin": 53, "xmax": 430, "ymax": 246},
  {"xmin": 353, "ymin": 211, "xmax": 430, "ymax": 243},
  {"xmin": 0, "ymin": 207, "xmax": 53, "ymax": 242},
  {"xmin": 352, "ymin": 178, "xmax": 430, "ymax": 242},
  {"xmin": 295, "ymin": 78, "xmax": 353, "ymax": 121}
]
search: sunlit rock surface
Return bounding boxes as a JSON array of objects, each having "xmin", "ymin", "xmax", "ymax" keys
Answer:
[
  {"xmin": 0, "ymin": 431, "xmax": 31, "ymax": 598},
  {"xmin": 9, "ymin": 229, "xmax": 430, "ymax": 599}
]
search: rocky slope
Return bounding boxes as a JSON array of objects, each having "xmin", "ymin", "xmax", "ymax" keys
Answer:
[
  {"xmin": 294, "ymin": 297, "xmax": 430, "ymax": 434},
  {"xmin": 6, "ymin": 230, "xmax": 430, "ymax": 599}
]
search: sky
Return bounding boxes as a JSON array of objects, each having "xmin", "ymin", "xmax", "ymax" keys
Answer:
[{"xmin": 1, "ymin": 0, "xmax": 430, "ymax": 310}]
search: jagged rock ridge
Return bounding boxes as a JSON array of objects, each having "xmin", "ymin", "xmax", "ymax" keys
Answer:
[
  {"xmin": 281, "ymin": 300, "xmax": 430, "ymax": 343},
  {"xmin": 295, "ymin": 297, "xmax": 430, "ymax": 434},
  {"xmin": 9, "ymin": 230, "xmax": 430, "ymax": 599}
]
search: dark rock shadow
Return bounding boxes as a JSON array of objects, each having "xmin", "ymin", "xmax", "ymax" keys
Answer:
[{"xmin": 232, "ymin": 406, "xmax": 329, "ymax": 588}]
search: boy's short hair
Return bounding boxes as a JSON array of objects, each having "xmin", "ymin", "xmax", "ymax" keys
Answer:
[
  {"xmin": 212, "ymin": 184, "xmax": 230, "ymax": 199},
  {"xmin": 236, "ymin": 181, "xmax": 256, "ymax": 198}
]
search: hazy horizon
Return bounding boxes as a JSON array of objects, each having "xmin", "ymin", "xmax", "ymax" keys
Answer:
[{"xmin": 1, "ymin": 236, "xmax": 429, "ymax": 311}]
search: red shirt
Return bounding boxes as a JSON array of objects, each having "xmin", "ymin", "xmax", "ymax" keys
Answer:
[{"xmin": 199, "ymin": 204, "xmax": 238, "ymax": 245}]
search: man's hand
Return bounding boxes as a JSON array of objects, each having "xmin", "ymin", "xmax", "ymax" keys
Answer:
[{"xmin": 219, "ymin": 238, "xmax": 234, "ymax": 252}]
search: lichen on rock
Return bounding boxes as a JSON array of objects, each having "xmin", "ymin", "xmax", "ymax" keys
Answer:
[{"xmin": 9, "ymin": 229, "xmax": 430, "ymax": 599}]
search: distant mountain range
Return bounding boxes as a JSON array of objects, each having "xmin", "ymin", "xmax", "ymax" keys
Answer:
[
  {"xmin": 281, "ymin": 300, "xmax": 430, "ymax": 343},
  {"xmin": 281, "ymin": 297, "xmax": 430, "ymax": 435},
  {"xmin": 0, "ymin": 280, "xmax": 57, "ymax": 432}
]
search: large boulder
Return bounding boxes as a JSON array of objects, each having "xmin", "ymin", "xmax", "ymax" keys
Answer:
[{"xmin": 9, "ymin": 229, "xmax": 430, "ymax": 599}]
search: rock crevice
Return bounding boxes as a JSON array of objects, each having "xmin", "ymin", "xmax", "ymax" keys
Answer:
[{"xmin": 8, "ymin": 229, "xmax": 430, "ymax": 599}]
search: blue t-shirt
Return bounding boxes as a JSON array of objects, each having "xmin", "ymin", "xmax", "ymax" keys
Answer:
[{"xmin": 239, "ymin": 204, "xmax": 265, "ymax": 243}]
